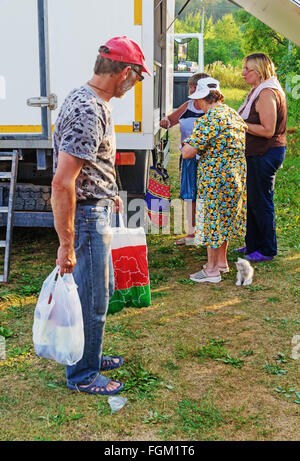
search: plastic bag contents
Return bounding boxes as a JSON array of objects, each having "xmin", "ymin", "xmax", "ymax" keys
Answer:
[{"xmin": 32, "ymin": 266, "xmax": 84, "ymax": 366}]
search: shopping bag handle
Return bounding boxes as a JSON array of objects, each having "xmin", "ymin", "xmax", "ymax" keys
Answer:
[{"xmin": 117, "ymin": 213, "xmax": 126, "ymax": 229}]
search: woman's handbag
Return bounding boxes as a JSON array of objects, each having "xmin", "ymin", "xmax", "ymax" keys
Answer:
[
  {"xmin": 180, "ymin": 156, "xmax": 198, "ymax": 201},
  {"xmin": 32, "ymin": 267, "xmax": 84, "ymax": 366},
  {"xmin": 108, "ymin": 216, "xmax": 151, "ymax": 315},
  {"xmin": 145, "ymin": 163, "xmax": 171, "ymax": 227}
]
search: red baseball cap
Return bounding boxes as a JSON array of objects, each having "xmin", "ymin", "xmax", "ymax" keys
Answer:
[{"xmin": 99, "ymin": 36, "xmax": 152, "ymax": 76}]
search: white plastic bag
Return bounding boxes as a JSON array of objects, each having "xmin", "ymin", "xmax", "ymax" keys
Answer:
[
  {"xmin": 32, "ymin": 266, "xmax": 84, "ymax": 366},
  {"xmin": 108, "ymin": 396, "xmax": 128, "ymax": 413}
]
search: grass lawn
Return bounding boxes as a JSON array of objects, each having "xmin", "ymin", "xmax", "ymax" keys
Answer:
[{"xmin": 0, "ymin": 88, "xmax": 299, "ymax": 441}]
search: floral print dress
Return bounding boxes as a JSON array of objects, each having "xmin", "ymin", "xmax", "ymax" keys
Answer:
[{"xmin": 185, "ymin": 104, "xmax": 247, "ymax": 248}]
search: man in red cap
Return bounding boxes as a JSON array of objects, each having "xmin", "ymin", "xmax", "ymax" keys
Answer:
[{"xmin": 51, "ymin": 37, "xmax": 150, "ymax": 396}]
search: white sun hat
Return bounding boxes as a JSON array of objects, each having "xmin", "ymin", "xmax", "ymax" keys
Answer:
[{"xmin": 189, "ymin": 77, "xmax": 221, "ymax": 99}]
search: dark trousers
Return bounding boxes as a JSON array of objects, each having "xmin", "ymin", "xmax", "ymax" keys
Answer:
[{"xmin": 245, "ymin": 147, "xmax": 285, "ymax": 257}]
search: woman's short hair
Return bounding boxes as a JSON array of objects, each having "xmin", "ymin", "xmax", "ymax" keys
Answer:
[
  {"xmin": 244, "ymin": 53, "xmax": 276, "ymax": 81},
  {"xmin": 203, "ymin": 90, "xmax": 224, "ymax": 104},
  {"xmin": 188, "ymin": 72, "xmax": 210, "ymax": 87},
  {"xmin": 94, "ymin": 46, "xmax": 142, "ymax": 75}
]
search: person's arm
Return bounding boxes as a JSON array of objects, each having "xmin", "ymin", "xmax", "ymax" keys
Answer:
[
  {"xmin": 181, "ymin": 143, "xmax": 198, "ymax": 159},
  {"xmin": 182, "ymin": 114, "xmax": 211, "ymax": 158},
  {"xmin": 51, "ymin": 151, "xmax": 84, "ymax": 273},
  {"xmin": 160, "ymin": 101, "xmax": 189, "ymax": 128},
  {"xmin": 246, "ymin": 89, "xmax": 277, "ymax": 139}
]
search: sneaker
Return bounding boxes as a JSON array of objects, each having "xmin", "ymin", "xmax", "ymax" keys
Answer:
[
  {"xmin": 245, "ymin": 251, "xmax": 274, "ymax": 262},
  {"xmin": 202, "ymin": 264, "xmax": 229, "ymax": 274},
  {"xmin": 190, "ymin": 269, "xmax": 221, "ymax": 283}
]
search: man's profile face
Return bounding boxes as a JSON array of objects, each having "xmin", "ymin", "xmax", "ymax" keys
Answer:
[{"xmin": 115, "ymin": 68, "xmax": 141, "ymax": 98}]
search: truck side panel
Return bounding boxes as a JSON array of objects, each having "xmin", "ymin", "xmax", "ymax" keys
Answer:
[
  {"xmin": 48, "ymin": 0, "xmax": 141, "ymax": 131},
  {"xmin": 0, "ymin": 0, "xmax": 41, "ymax": 130}
]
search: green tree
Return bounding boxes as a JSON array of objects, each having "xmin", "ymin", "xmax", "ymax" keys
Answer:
[
  {"xmin": 175, "ymin": 11, "xmax": 202, "ymax": 34},
  {"xmin": 205, "ymin": 14, "xmax": 243, "ymax": 65},
  {"xmin": 236, "ymin": 10, "xmax": 288, "ymax": 59},
  {"xmin": 235, "ymin": 10, "xmax": 300, "ymax": 86},
  {"xmin": 175, "ymin": 12, "xmax": 243, "ymax": 66},
  {"xmin": 175, "ymin": 0, "xmax": 238, "ymax": 22}
]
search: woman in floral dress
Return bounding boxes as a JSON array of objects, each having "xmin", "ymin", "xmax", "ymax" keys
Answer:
[{"xmin": 182, "ymin": 77, "xmax": 247, "ymax": 283}]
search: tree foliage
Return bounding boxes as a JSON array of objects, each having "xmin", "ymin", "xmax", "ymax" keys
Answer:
[
  {"xmin": 175, "ymin": 12, "xmax": 243, "ymax": 66},
  {"xmin": 174, "ymin": 0, "xmax": 300, "ymax": 122},
  {"xmin": 205, "ymin": 14, "xmax": 243, "ymax": 66},
  {"xmin": 235, "ymin": 10, "xmax": 300, "ymax": 86},
  {"xmin": 235, "ymin": 10, "xmax": 289, "ymax": 65},
  {"xmin": 175, "ymin": 0, "xmax": 238, "ymax": 22},
  {"xmin": 174, "ymin": 4, "xmax": 300, "ymax": 84}
]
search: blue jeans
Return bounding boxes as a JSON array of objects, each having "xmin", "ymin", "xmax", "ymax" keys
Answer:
[
  {"xmin": 66, "ymin": 202, "xmax": 114, "ymax": 386},
  {"xmin": 245, "ymin": 146, "xmax": 285, "ymax": 257}
]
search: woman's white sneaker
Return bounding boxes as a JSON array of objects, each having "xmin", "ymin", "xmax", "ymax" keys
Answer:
[
  {"xmin": 190, "ymin": 269, "xmax": 221, "ymax": 283},
  {"xmin": 203, "ymin": 264, "xmax": 229, "ymax": 274}
]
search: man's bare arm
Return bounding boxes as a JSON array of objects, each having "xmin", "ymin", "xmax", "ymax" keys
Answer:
[{"xmin": 51, "ymin": 151, "xmax": 84, "ymax": 273}]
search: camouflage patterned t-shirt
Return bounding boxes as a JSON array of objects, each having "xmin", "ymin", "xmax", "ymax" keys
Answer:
[{"xmin": 53, "ymin": 85, "xmax": 118, "ymax": 201}]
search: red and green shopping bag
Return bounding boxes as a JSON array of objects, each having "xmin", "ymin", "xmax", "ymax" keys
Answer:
[{"xmin": 108, "ymin": 217, "xmax": 151, "ymax": 315}]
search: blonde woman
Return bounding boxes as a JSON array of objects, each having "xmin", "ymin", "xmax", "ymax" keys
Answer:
[{"xmin": 237, "ymin": 53, "xmax": 287, "ymax": 262}]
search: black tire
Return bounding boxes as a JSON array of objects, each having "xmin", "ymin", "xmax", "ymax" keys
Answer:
[{"xmin": 0, "ymin": 183, "xmax": 52, "ymax": 211}]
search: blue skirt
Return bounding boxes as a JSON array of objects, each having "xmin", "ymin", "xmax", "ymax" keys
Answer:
[{"xmin": 179, "ymin": 156, "xmax": 197, "ymax": 201}]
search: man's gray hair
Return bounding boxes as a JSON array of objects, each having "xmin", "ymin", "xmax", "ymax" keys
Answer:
[{"xmin": 94, "ymin": 46, "xmax": 142, "ymax": 75}]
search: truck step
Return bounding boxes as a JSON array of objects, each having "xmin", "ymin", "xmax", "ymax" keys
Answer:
[{"xmin": 0, "ymin": 150, "xmax": 19, "ymax": 283}]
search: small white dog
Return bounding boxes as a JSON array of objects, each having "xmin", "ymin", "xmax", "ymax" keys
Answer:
[{"xmin": 235, "ymin": 257, "xmax": 254, "ymax": 286}]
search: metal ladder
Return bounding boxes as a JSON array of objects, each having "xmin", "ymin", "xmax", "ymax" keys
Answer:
[{"xmin": 0, "ymin": 150, "xmax": 19, "ymax": 282}]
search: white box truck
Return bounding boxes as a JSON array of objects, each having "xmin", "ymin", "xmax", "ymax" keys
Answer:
[{"xmin": 0, "ymin": 0, "xmax": 175, "ymax": 227}]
